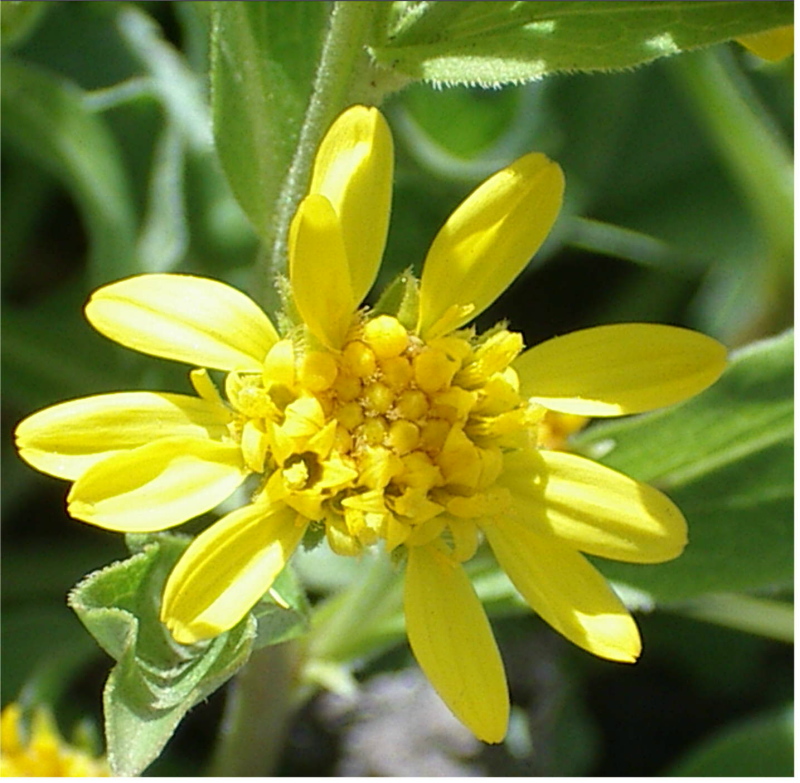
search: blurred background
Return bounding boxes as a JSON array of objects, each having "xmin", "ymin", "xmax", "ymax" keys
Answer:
[{"xmin": 2, "ymin": 2, "xmax": 793, "ymax": 775}]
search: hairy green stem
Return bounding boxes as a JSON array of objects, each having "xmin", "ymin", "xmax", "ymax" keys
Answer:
[
  {"xmin": 208, "ymin": 641, "xmax": 300, "ymax": 777},
  {"xmin": 267, "ymin": 1, "xmax": 408, "ymax": 282},
  {"xmin": 308, "ymin": 550, "xmax": 403, "ymax": 666}
]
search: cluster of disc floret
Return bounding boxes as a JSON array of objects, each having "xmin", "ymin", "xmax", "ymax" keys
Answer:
[{"xmin": 225, "ymin": 312, "xmax": 541, "ymax": 559}]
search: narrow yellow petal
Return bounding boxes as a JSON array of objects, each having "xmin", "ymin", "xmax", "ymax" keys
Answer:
[
  {"xmin": 310, "ymin": 105, "xmax": 393, "ymax": 303},
  {"xmin": 404, "ymin": 542, "xmax": 509, "ymax": 743},
  {"xmin": 484, "ymin": 519, "xmax": 641, "ymax": 662},
  {"xmin": 15, "ymin": 392, "xmax": 232, "ymax": 480},
  {"xmin": 417, "ymin": 153, "xmax": 564, "ymax": 338},
  {"xmin": 501, "ymin": 449, "xmax": 687, "ymax": 563},
  {"xmin": 289, "ymin": 194, "xmax": 357, "ymax": 348},
  {"xmin": 161, "ymin": 502, "xmax": 306, "ymax": 644},
  {"xmin": 85, "ymin": 274, "xmax": 279, "ymax": 371},
  {"xmin": 67, "ymin": 437, "xmax": 248, "ymax": 532},
  {"xmin": 516, "ymin": 323, "xmax": 727, "ymax": 416},
  {"xmin": 737, "ymin": 25, "xmax": 794, "ymax": 62}
]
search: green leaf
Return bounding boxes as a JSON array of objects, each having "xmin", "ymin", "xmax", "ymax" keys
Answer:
[
  {"xmin": 69, "ymin": 534, "xmax": 256, "ymax": 777},
  {"xmin": 666, "ymin": 705, "xmax": 793, "ymax": 776},
  {"xmin": 0, "ymin": 58, "xmax": 138, "ymax": 283},
  {"xmin": 575, "ymin": 330, "xmax": 793, "ymax": 602},
  {"xmin": 209, "ymin": 1, "xmax": 329, "ymax": 244},
  {"xmin": 252, "ymin": 564, "xmax": 310, "ymax": 649},
  {"xmin": 1, "ymin": 0, "xmax": 49, "ymax": 48},
  {"xmin": 372, "ymin": 1, "xmax": 793, "ymax": 87}
]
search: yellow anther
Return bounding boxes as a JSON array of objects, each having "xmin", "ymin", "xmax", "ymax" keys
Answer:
[
  {"xmin": 363, "ymin": 315, "xmax": 409, "ymax": 359},
  {"xmin": 363, "ymin": 381, "xmax": 394, "ymax": 415},
  {"xmin": 387, "ymin": 420, "xmax": 420, "ymax": 455},
  {"xmin": 395, "ymin": 389, "xmax": 429, "ymax": 420},
  {"xmin": 379, "ymin": 355, "xmax": 413, "ymax": 390},
  {"xmin": 413, "ymin": 348, "xmax": 459, "ymax": 394},
  {"xmin": 362, "ymin": 416, "xmax": 388, "ymax": 446},
  {"xmin": 335, "ymin": 401, "xmax": 364, "ymax": 430},
  {"xmin": 342, "ymin": 340, "xmax": 377, "ymax": 378},
  {"xmin": 300, "ymin": 351, "xmax": 338, "ymax": 392},
  {"xmin": 283, "ymin": 460, "xmax": 309, "ymax": 490}
]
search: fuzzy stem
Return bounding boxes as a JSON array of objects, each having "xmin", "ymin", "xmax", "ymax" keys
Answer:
[
  {"xmin": 208, "ymin": 641, "xmax": 300, "ymax": 777},
  {"xmin": 266, "ymin": 1, "xmax": 409, "ymax": 284}
]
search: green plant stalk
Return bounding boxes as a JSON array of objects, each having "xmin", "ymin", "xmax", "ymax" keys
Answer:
[
  {"xmin": 266, "ymin": 0, "xmax": 409, "ymax": 283},
  {"xmin": 208, "ymin": 641, "xmax": 300, "ymax": 777},
  {"xmin": 670, "ymin": 48, "xmax": 793, "ymax": 333},
  {"xmin": 307, "ymin": 550, "xmax": 403, "ymax": 666}
]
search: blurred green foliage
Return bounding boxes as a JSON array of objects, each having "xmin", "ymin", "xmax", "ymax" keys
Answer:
[{"xmin": 2, "ymin": 1, "xmax": 792, "ymax": 776}]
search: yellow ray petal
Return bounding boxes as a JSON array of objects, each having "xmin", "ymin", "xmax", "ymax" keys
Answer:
[
  {"xmin": 417, "ymin": 153, "xmax": 564, "ymax": 338},
  {"xmin": 67, "ymin": 437, "xmax": 248, "ymax": 532},
  {"xmin": 289, "ymin": 194, "xmax": 357, "ymax": 349},
  {"xmin": 310, "ymin": 105, "xmax": 393, "ymax": 304},
  {"xmin": 516, "ymin": 323, "xmax": 727, "ymax": 416},
  {"xmin": 15, "ymin": 392, "xmax": 232, "ymax": 480},
  {"xmin": 161, "ymin": 502, "xmax": 306, "ymax": 644},
  {"xmin": 85, "ymin": 274, "xmax": 279, "ymax": 372},
  {"xmin": 501, "ymin": 449, "xmax": 687, "ymax": 563},
  {"xmin": 484, "ymin": 519, "xmax": 641, "ymax": 662},
  {"xmin": 404, "ymin": 542, "xmax": 509, "ymax": 743}
]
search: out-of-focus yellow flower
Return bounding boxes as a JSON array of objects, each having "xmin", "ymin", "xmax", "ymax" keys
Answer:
[
  {"xmin": 0, "ymin": 704, "xmax": 110, "ymax": 777},
  {"xmin": 15, "ymin": 105, "xmax": 727, "ymax": 744},
  {"xmin": 737, "ymin": 25, "xmax": 794, "ymax": 62}
]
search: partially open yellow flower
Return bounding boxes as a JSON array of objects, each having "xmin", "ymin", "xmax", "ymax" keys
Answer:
[
  {"xmin": 15, "ymin": 105, "xmax": 727, "ymax": 744},
  {"xmin": 0, "ymin": 703, "xmax": 110, "ymax": 777}
]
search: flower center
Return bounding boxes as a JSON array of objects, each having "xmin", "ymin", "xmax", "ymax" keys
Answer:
[{"xmin": 226, "ymin": 315, "xmax": 542, "ymax": 559}]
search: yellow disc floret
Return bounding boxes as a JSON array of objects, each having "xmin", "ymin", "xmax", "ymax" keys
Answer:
[{"xmin": 224, "ymin": 313, "xmax": 541, "ymax": 561}]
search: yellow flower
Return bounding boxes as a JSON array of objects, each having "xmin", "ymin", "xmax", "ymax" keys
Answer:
[
  {"xmin": 15, "ymin": 105, "xmax": 727, "ymax": 744},
  {"xmin": 0, "ymin": 703, "xmax": 110, "ymax": 777}
]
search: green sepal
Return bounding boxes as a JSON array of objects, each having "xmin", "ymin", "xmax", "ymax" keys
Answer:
[
  {"xmin": 372, "ymin": 267, "xmax": 420, "ymax": 330},
  {"xmin": 69, "ymin": 533, "xmax": 256, "ymax": 777},
  {"xmin": 371, "ymin": 1, "xmax": 793, "ymax": 87}
]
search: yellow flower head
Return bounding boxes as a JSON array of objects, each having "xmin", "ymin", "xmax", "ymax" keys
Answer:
[
  {"xmin": 0, "ymin": 703, "xmax": 110, "ymax": 777},
  {"xmin": 15, "ymin": 105, "xmax": 727, "ymax": 744}
]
